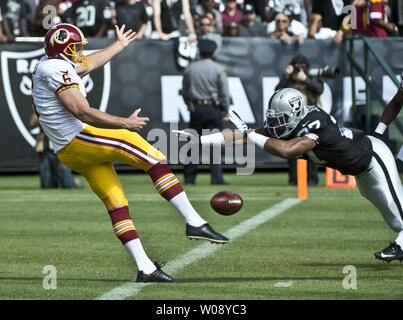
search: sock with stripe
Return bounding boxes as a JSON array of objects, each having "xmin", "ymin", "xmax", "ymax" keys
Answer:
[
  {"xmin": 109, "ymin": 206, "xmax": 156, "ymax": 274},
  {"xmin": 148, "ymin": 163, "xmax": 207, "ymax": 227}
]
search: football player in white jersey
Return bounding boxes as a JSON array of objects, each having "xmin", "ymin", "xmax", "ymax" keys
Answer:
[{"xmin": 32, "ymin": 23, "xmax": 229, "ymax": 283}]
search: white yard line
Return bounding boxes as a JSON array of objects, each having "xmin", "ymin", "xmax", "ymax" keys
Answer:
[{"xmin": 95, "ymin": 197, "xmax": 302, "ymax": 300}]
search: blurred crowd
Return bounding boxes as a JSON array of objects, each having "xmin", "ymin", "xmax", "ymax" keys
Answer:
[{"xmin": 0, "ymin": 0, "xmax": 401, "ymax": 44}]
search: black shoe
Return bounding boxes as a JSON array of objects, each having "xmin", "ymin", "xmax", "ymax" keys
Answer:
[
  {"xmin": 374, "ymin": 242, "xmax": 403, "ymax": 263},
  {"xmin": 136, "ymin": 262, "xmax": 179, "ymax": 283},
  {"xmin": 186, "ymin": 223, "xmax": 229, "ymax": 244}
]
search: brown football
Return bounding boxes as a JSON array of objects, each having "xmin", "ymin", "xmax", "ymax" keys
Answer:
[{"xmin": 210, "ymin": 191, "xmax": 243, "ymax": 216}]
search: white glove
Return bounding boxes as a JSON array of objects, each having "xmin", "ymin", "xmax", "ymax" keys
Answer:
[
  {"xmin": 172, "ymin": 129, "xmax": 199, "ymax": 143},
  {"xmin": 228, "ymin": 110, "xmax": 249, "ymax": 135},
  {"xmin": 173, "ymin": 129, "xmax": 226, "ymax": 146}
]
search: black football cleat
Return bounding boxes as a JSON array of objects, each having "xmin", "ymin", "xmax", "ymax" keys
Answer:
[
  {"xmin": 186, "ymin": 223, "xmax": 229, "ymax": 244},
  {"xmin": 374, "ymin": 242, "xmax": 403, "ymax": 263},
  {"xmin": 136, "ymin": 262, "xmax": 179, "ymax": 283}
]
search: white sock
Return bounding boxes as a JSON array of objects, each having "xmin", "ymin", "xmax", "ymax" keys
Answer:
[
  {"xmin": 124, "ymin": 238, "xmax": 157, "ymax": 274},
  {"xmin": 395, "ymin": 230, "xmax": 403, "ymax": 249},
  {"xmin": 169, "ymin": 191, "xmax": 207, "ymax": 227}
]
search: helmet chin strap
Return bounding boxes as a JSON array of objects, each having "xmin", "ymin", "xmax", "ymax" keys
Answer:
[{"xmin": 60, "ymin": 52, "xmax": 80, "ymax": 67}]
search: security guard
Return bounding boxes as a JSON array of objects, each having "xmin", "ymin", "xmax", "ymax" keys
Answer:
[{"xmin": 181, "ymin": 39, "xmax": 230, "ymax": 185}]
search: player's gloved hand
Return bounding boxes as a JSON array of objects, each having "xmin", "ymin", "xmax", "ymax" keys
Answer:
[
  {"xmin": 228, "ymin": 110, "xmax": 249, "ymax": 135},
  {"xmin": 172, "ymin": 130, "xmax": 200, "ymax": 144}
]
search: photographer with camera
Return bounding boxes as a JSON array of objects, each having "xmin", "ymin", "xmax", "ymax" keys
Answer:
[{"xmin": 275, "ymin": 53, "xmax": 324, "ymax": 186}]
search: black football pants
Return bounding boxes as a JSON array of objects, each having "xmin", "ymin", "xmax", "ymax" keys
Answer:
[{"xmin": 184, "ymin": 104, "xmax": 224, "ymax": 184}]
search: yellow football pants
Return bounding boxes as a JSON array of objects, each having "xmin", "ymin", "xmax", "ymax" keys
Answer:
[{"xmin": 57, "ymin": 125, "xmax": 166, "ymax": 211}]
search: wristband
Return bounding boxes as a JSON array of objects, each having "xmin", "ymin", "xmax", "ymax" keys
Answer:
[
  {"xmin": 200, "ymin": 132, "xmax": 225, "ymax": 146},
  {"xmin": 375, "ymin": 122, "xmax": 387, "ymax": 135},
  {"xmin": 247, "ymin": 132, "xmax": 269, "ymax": 149}
]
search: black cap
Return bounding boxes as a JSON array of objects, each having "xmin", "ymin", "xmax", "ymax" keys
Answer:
[
  {"xmin": 290, "ymin": 54, "xmax": 310, "ymax": 67},
  {"xmin": 243, "ymin": 3, "xmax": 255, "ymax": 13},
  {"xmin": 198, "ymin": 39, "xmax": 217, "ymax": 54}
]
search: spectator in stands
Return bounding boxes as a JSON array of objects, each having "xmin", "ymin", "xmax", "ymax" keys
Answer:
[
  {"xmin": 58, "ymin": 0, "xmax": 76, "ymax": 16},
  {"xmin": 342, "ymin": 0, "xmax": 397, "ymax": 37},
  {"xmin": 244, "ymin": 0, "xmax": 268, "ymax": 23},
  {"xmin": 388, "ymin": 0, "xmax": 403, "ymax": 36},
  {"xmin": 0, "ymin": 8, "xmax": 9, "ymax": 42},
  {"xmin": 22, "ymin": 0, "xmax": 38, "ymax": 27},
  {"xmin": 198, "ymin": 15, "xmax": 222, "ymax": 56},
  {"xmin": 63, "ymin": 0, "xmax": 112, "ymax": 37},
  {"xmin": 152, "ymin": 0, "xmax": 197, "ymax": 42},
  {"xmin": 116, "ymin": 0, "xmax": 148, "ymax": 39},
  {"xmin": 1, "ymin": 0, "xmax": 30, "ymax": 41},
  {"xmin": 365, "ymin": 0, "xmax": 398, "ymax": 37},
  {"xmin": 223, "ymin": 20, "xmax": 241, "ymax": 36},
  {"xmin": 30, "ymin": 0, "xmax": 62, "ymax": 37},
  {"xmin": 265, "ymin": 0, "xmax": 303, "ymax": 22},
  {"xmin": 221, "ymin": 0, "xmax": 243, "ymax": 28},
  {"xmin": 195, "ymin": 0, "xmax": 223, "ymax": 34},
  {"xmin": 268, "ymin": 13, "xmax": 301, "ymax": 43},
  {"xmin": 307, "ymin": 13, "xmax": 344, "ymax": 43},
  {"xmin": 239, "ymin": 3, "xmax": 266, "ymax": 37},
  {"xmin": 266, "ymin": 11, "xmax": 306, "ymax": 43},
  {"xmin": 310, "ymin": 0, "xmax": 351, "ymax": 31},
  {"xmin": 205, "ymin": 10, "xmax": 219, "ymax": 32}
]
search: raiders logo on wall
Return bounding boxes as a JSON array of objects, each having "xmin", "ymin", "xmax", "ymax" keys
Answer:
[{"xmin": 1, "ymin": 47, "xmax": 111, "ymax": 147}]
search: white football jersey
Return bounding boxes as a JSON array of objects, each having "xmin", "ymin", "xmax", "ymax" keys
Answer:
[{"xmin": 32, "ymin": 56, "xmax": 87, "ymax": 152}]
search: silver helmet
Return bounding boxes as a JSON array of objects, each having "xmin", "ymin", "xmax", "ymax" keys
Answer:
[{"xmin": 265, "ymin": 88, "xmax": 308, "ymax": 138}]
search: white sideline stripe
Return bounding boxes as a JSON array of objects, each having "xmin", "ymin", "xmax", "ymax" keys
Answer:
[{"xmin": 95, "ymin": 198, "xmax": 302, "ymax": 300}]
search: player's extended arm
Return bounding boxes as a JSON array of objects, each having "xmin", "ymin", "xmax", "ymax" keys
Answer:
[
  {"xmin": 57, "ymin": 87, "xmax": 149, "ymax": 132},
  {"xmin": 375, "ymin": 88, "xmax": 403, "ymax": 134},
  {"xmin": 258, "ymin": 135, "xmax": 316, "ymax": 159},
  {"xmin": 229, "ymin": 110, "xmax": 316, "ymax": 159},
  {"xmin": 75, "ymin": 25, "xmax": 137, "ymax": 77}
]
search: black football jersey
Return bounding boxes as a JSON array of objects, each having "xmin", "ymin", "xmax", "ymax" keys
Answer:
[
  {"xmin": 268, "ymin": 106, "xmax": 373, "ymax": 175},
  {"xmin": 64, "ymin": 0, "xmax": 112, "ymax": 37}
]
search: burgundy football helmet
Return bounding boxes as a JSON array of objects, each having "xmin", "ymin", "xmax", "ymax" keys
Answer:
[{"xmin": 44, "ymin": 23, "xmax": 90, "ymax": 67}]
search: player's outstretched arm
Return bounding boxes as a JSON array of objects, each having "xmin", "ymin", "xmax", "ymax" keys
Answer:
[
  {"xmin": 375, "ymin": 89, "xmax": 403, "ymax": 135},
  {"xmin": 172, "ymin": 129, "xmax": 241, "ymax": 145},
  {"xmin": 76, "ymin": 24, "xmax": 137, "ymax": 77},
  {"xmin": 228, "ymin": 109, "xmax": 316, "ymax": 159},
  {"xmin": 261, "ymin": 136, "xmax": 316, "ymax": 159},
  {"xmin": 58, "ymin": 87, "xmax": 149, "ymax": 132}
]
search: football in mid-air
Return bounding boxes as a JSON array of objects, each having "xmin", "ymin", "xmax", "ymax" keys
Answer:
[{"xmin": 210, "ymin": 191, "xmax": 243, "ymax": 216}]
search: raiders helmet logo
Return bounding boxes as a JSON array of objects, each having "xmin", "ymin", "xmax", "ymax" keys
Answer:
[
  {"xmin": 53, "ymin": 29, "xmax": 70, "ymax": 45},
  {"xmin": 288, "ymin": 96, "xmax": 302, "ymax": 110}
]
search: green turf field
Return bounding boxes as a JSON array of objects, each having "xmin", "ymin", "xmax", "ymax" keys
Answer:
[{"xmin": 0, "ymin": 171, "xmax": 402, "ymax": 300}]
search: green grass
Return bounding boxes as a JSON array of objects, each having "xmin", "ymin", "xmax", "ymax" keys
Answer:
[{"xmin": 0, "ymin": 171, "xmax": 402, "ymax": 300}]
